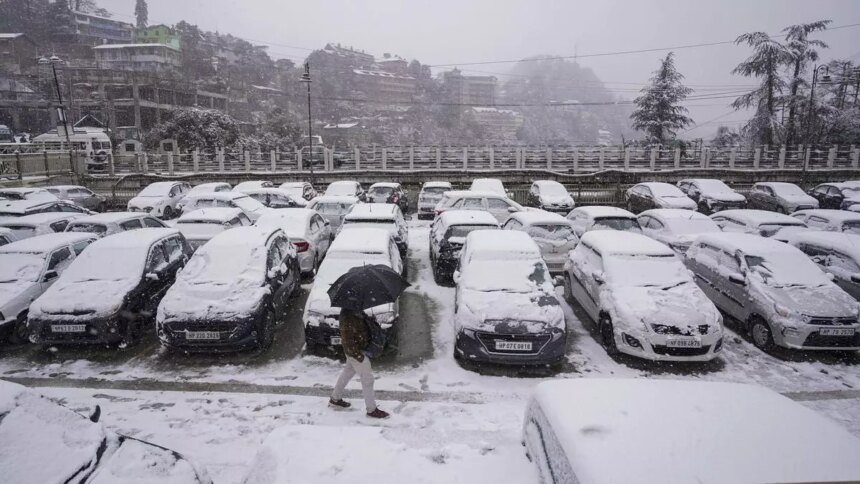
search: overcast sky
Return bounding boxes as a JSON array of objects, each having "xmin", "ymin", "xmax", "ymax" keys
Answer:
[{"xmin": 108, "ymin": 0, "xmax": 860, "ymax": 139}]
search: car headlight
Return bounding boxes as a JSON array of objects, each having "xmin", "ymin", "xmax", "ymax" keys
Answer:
[
  {"xmin": 774, "ymin": 303, "xmax": 796, "ymax": 319},
  {"xmin": 306, "ymin": 310, "xmax": 325, "ymax": 325},
  {"xmin": 462, "ymin": 328, "xmax": 476, "ymax": 338},
  {"xmin": 144, "ymin": 206, "xmax": 154, "ymax": 212}
]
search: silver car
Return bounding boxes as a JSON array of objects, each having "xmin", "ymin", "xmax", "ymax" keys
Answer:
[
  {"xmin": 501, "ymin": 210, "xmax": 578, "ymax": 273},
  {"xmin": 417, "ymin": 181, "xmax": 452, "ymax": 220},
  {"xmin": 788, "ymin": 231, "xmax": 860, "ymax": 301},
  {"xmin": 307, "ymin": 195, "xmax": 359, "ymax": 233},
  {"xmin": 45, "ymin": 185, "xmax": 107, "ymax": 212}
]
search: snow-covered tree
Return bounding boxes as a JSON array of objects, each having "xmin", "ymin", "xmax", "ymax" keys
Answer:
[
  {"xmin": 630, "ymin": 52, "xmax": 693, "ymax": 144},
  {"xmin": 782, "ymin": 20, "xmax": 830, "ymax": 145},
  {"xmin": 711, "ymin": 126, "xmax": 742, "ymax": 147},
  {"xmin": 135, "ymin": 0, "xmax": 148, "ymax": 28},
  {"xmin": 731, "ymin": 32, "xmax": 791, "ymax": 145},
  {"xmin": 144, "ymin": 108, "xmax": 240, "ymax": 150}
]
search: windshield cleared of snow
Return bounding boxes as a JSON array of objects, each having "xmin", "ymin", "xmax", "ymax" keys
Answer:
[
  {"xmin": 745, "ymin": 253, "xmax": 831, "ymax": 287},
  {"xmin": 593, "ymin": 217, "xmax": 641, "ymax": 232},
  {"xmin": 461, "ymin": 260, "xmax": 547, "ymax": 293},
  {"xmin": 604, "ymin": 254, "xmax": 689, "ymax": 287},
  {"xmin": 0, "ymin": 253, "xmax": 44, "ymax": 283}
]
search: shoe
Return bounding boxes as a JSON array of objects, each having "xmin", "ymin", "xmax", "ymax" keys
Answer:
[
  {"xmin": 329, "ymin": 398, "xmax": 351, "ymax": 408},
  {"xmin": 367, "ymin": 408, "xmax": 390, "ymax": 419}
]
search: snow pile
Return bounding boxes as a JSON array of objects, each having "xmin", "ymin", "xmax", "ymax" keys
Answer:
[
  {"xmin": 89, "ymin": 438, "xmax": 207, "ymax": 484},
  {"xmin": 325, "ymin": 181, "xmax": 360, "ymax": 197}
]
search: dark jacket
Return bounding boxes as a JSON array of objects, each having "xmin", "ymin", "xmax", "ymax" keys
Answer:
[{"xmin": 339, "ymin": 309, "xmax": 370, "ymax": 361}]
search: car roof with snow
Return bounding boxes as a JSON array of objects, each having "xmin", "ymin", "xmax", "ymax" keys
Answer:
[
  {"xmin": 0, "ymin": 232, "xmax": 95, "ymax": 254},
  {"xmin": 793, "ymin": 209, "xmax": 860, "ymax": 222},
  {"xmin": 141, "ymin": 181, "xmax": 182, "ymax": 190},
  {"xmin": 695, "ymin": 232, "xmax": 796, "ymax": 256},
  {"xmin": 422, "ymin": 181, "xmax": 452, "ymax": 188},
  {"xmin": 530, "ymin": 379, "xmax": 860, "ymax": 484},
  {"xmin": 185, "ymin": 191, "xmax": 248, "ymax": 201},
  {"xmin": 256, "ymin": 208, "xmax": 316, "ymax": 229},
  {"xmin": 635, "ymin": 182, "xmax": 686, "ymax": 195},
  {"xmin": 507, "ymin": 210, "xmax": 570, "ymax": 226},
  {"xmin": 45, "ymin": 185, "xmax": 86, "ymax": 191},
  {"xmin": 203, "ymin": 225, "xmax": 283, "ymax": 251},
  {"xmin": 0, "ymin": 212, "xmax": 81, "ymax": 226},
  {"xmin": 69, "ymin": 212, "xmax": 148, "ymax": 224},
  {"xmin": 369, "ymin": 182, "xmax": 400, "ymax": 188},
  {"xmin": 311, "ymin": 194, "xmax": 359, "ymax": 203},
  {"xmin": 788, "ymin": 231, "xmax": 860, "ymax": 260},
  {"xmin": 233, "ymin": 181, "xmax": 272, "ymax": 190},
  {"xmin": 533, "ymin": 180, "xmax": 565, "ymax": 188},
  {"xmin": 344, "ymin": 203, "xmax": 398, "ymax": 220},
  {"xmin": 92, "ymin": 228, "xmax": 179, "ymax": 250},
  {"xmin": 328, "ymin": 228, "xmax": 391, "ymax": 254},
  {"xmin": 0, "ymin": 199, "xmax": 64, "ymax": 214},
  {"xmin": 639, "ymin": 208, "xmax": 712, "ymax": 221},
  {"xmin": 464, "ymin": 230, "xmax": 541, "ymax": 259},
  {"xmin": 242, "ymin": 187, "xmax": 294, "ymax": 196},
  {"xmin": 755, "ymin": 181, "xmax": 802, "ymax": 190},
  {"xmin": 190, "ymin": 182, "xmax": 230, "ymax": 190},
  {"xmin": 280, "ymin": 181, "xmax": 309, "ymax": 188},
  {"xmin": 327, "ymin": 180, "xmax": 360, "ymax": 188},
  {"xmin": 177, "ymin": 207, "xmax": 244, "ymax": 223},
  {"xmin": 581, "ymin": 230, "xmax": 672, "ymax": 257},
  {"xmin": 571, "ymin": 206, "xmax": 636, "ymax": 219},
  {"xmin": 712, "ymin": 209, "xmax": 805, "ymax": 226},
  {"xmin": 438, "ymin": 210, "xmax": 499, "ymax": 227},
  {"xmin": 0, "ymin": 187, "xmax": 50, "ymax": 196}
]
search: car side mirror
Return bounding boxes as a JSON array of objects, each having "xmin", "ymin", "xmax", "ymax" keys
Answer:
[
  {"xmin": 42, "ymin": 270, "xmax": 58, "ymax": 282},
  {"xmin": 507, "ymin": 206, "xmax": 517, "ymax": 213},
  {"xmin": 850, "ymin": 273, "xmax": 860, "ymax": 284},
  {"xmin": 145, "ymin": 272, "xmax": 160, "ymax": 281},
  {"xmin": 591, "ymin": 272, "xmax": 605, "ymax": 285},
  {"xmin": 728, "ymin": 273, "xmax": 745, "ymax": 285}
]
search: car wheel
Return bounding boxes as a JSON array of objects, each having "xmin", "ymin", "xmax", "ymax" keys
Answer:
[
  {"xmin": 697, "ymin": 201, "xmax": 710, "ymax": 215},
  {"xmin": 776, "ymin": 205, "xmax": 786, "ymax": 214},
  {"xmin": 97, "ymin": 202, "xmax": 107, "ymax": 213},
  {"xmin": 626, "ymin": 201, "xmax": 635, "ymax": 213},
  {"xmin": 749, "ymin": 316, "xmax": 775, "ymax": 351},
  {"xmin": 163, "ymin": 206, "xmax": 174, "ymax": 220},
  {"xmin": 562, "ymin": 274, "xmax": 573, "ymax": 301},
  {"xmin": 257, "ymin": 308, "xmax": 276, "ymax": 350},
  {"xmin": 599, "ymin": 314, "xmax": 619, "ymax": 355},
  {"xmin": 8, "ymin": 313, "xmax": 29, "ymax": 344}
]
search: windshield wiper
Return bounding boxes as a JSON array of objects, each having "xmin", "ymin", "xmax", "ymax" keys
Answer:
[{"xmin": 662, "ymin": 281, "xmax": 687, "ymax": 290}]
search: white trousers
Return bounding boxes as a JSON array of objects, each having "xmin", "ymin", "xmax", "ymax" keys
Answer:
[{"xmin": 332, "ymin": 356, "xmax": 377, "ymax": 411}]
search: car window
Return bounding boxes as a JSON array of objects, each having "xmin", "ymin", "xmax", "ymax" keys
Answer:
[
  {"xmin": 120, "ymin": 219, "xmax": 144, "ymax": 231},
  {"xmin": 146, "ymin": 243, "xmax": 168, "ymax": 272},
  {"xmin": 503, "ymin": 219, "xmax": 522, "ymax": 230},
  {"xmin": 168, "ymin": 186, "xmax": 180, "ymax": 198},
  {"xmin": 463, "ymin": 198, "xmax": 484, "ymax": 209},
  {"xmin": 71, "ymin": 239, "xmax": 91, "ymax": 255},
  {"xmin": 164, "ymin": 237, "xmax": 184, "ymax": 261},
  {"xmin": 828, "ymin": 251, "xmax": 860, "ymax": 273},
  {"xmin": 813, "ymin": 186, "xmax": 829, "ymax": 195},
  {"xmin": 50, "ymin": 220, "xmax": 70, "ymax": 232},
  {"xmin": 806, "ymin": 216, "xmax": 829, "ymax": 228},
  {"xmin": 487, "ymin": 198, "xmax": 510, "ymax": 210},
  {"xmin": 719, "ymin": 250, "xmax": 741, "ymax": 273},
  {"xmin": 452, "ymin": 199, "xmax": 464, "ymax": 209},
  {"xmin": 266, "ymin": 241, "xmax": 284, "ymax": 272},
  {"xmin": 143, "ymin": 217, "xmax": 164, "ymax": 228},
  {"xmin": 797, "ymin": 243, "xmax": 829, "ymax": 261},
  {"xmin": 47, "ymin": 247, "xmax": 73, "ymax": 272},
  {"xmin": 828, "ymin": 187, "xmax": 842, "ymax": 196},
  {"xmin": 237, "ymin": 213, "xmax": 252, "ymax": 225}
]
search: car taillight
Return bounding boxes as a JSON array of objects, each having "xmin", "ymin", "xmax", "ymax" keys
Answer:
[{"xmin": 293, "ymin": 240, "xmax": 310, "ymax": 252}]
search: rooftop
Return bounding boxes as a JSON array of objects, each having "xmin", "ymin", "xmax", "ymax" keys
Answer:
[
  {"xmin": 71, "ymin": 212, "xmax": 146, "ymax": 223},
  {"xmin": 345, "ymin": 203, "xmax": 398, "ymax": 220},
  {"xmin": 465, "ymin": 230, "xmax": 540, "ymax": 257},
  {"xmin": 714, "ymin": 209, "xmax": 805, "ymax": 226},
  {"xmin": 0, "ymin": 232, "xmax": 94, "ymax": 254},
  {"xmin": 573, "ymin": 206, "xmax": 636, "ymax": 219},
  {"xmin": 581, "ymin": 230, "xmax": 672, "ymax": 257},
  {"xmin": 509, "ymin": 210, "xmax": 571, "ymax": 226},
  {"xmin": 696, "ymin": 232, "xmax": 796, "ymax": 255},
  {"xmin": 90, "ymin": 228, "xmax": 178, "ymax": 250},
  {"xmin": 328, "ymin": 228, "xmax": 391, "ymax": 253},
  {"xmin": 422, "ymin": 181, "xmax": 452, "ymax": 189},
  {"xmin": 639, "ymin": 208, "xmax": 713, "ymax": 221}
]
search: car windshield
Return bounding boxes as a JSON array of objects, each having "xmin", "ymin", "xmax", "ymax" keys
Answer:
[
  {"xmin": 326, "ymin": 183, "xmax": 357, "ymax": 196},
  {"xmin": 664, "ymin": 217, "xmax": 721, "ymax": 234},
  {"xmin": 66, "ymin": 223, "xmax": 107, "ymax": 234},
  {"xmin": 233, "ymin": 196, "xmax": 265, "ymax": 212},
  {"xmin": 773, "ymin": 184, "xmax": 806, "ymax": 197},
  {"xmin": 138, "ymin": 184, "xmax": 172, "ymax": 197},
  {"xmin": 422, "ymin": 187, "xmax": 449, "ymax": 197},
  {"xmin": 461, "ymin": 260, "xmax": 548, "ymax": 293},
  {"xmin": 62, "ymin": 246, "xmax": 145, "ymax": 282},
  {"xmin": 842, "ymin": 221, "xmax": 860, "ymax": 234},
  {"xmin": 759, "ymin": 223, "xmax": 804, "ymax": 237},
  {"xmin": 448, "ymin": 224, "xmax": 497, "ymax": 238},
  {"xmin": 370, "ymin": 187, "xmax": 394, "ymax": 197},
  {"xmin": 0, "ymin": 191, "xmax": 26, "ymax": 200},
  {"xmin": 745, "ymin": 253, "xmax": 831, "ymax": 287},
  {"xmin": 0, "ymin": 226, "xmax": 35, "ymax": 239},
  {"xmin": 526, "ymin": 223, "xmax": 575, "ymax": 241},
  {"xmin": 180, "ymin": 244, "xmax": 265, "ymax": 285},
  {"xmin": 604, "ymin": 254, "xmax": 689, "ymax": 288},
  {"xmin": 592, "ymin": 217, "xmax": 642, "ymax": 233},
  {"xmin": 0, "ymin": 253, "xmax": 44, "ymax": 283},
  {"xmin": 314, "ymin": 202, "xmax": 353, "ymax": 215},
  {"xmin": 696, "ymin": 180, "xmax": 734, "ymax": 193},
  {"xmin": 539, "ymin": 183, "xmax": 567, "ymax": 197}
]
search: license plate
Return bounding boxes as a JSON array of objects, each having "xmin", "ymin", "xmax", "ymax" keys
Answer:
[
  {"xmin": 820, "ymin": 328, "xmax": 855, "ymax": 337},
  {"xmin": 667, "ymin": 338, "xmax": 702, "ymax": 348},
  {"xmin": 51, "ymin": 324, "xmax": 85, "ymax": 333},
  {"xmin": 186, "ymin": 331, "xmax": 220, "ymax": 340},
  {"xmin": 330, "ymin": 336, "xmax": 342, "ymax": 345},
  {"xmin": 495, "ymin": 341, "xmax": 533, "ymax": 351}
]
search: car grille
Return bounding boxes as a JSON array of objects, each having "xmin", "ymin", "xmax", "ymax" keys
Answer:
[
  {"xmin": 795, "ymin": 205, "xmax": 816, "ymax": 211},
  {"xmin": 802, "ymin": 333, "xmax": 860, "ymax": 348},
  {"xmin": 652, "ymin": 345, "xmax": 712, "ymax": 356},
  {"xmin": 651, "ymin": 324, "xmax": 710, "ymax": 335},
  {"xmin": 475, "ymin": 331, "xmax": 551, "ymax": 354},
  {"xmin": 807, "ymin": 317, "xmax": 857, "ymax": 326}
]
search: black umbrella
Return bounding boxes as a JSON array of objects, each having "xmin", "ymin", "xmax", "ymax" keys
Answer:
[{"xmin": 327, "ymin": 264, "xmax": 410, "ymax": 310}]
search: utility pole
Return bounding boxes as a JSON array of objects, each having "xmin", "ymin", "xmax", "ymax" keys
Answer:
[
  {"xmin": 804, "ymin": 64, "xmax": 830, "ymax": 147},
  {"xmin": 299, "ymin": 63, "xmax": 316, "ymax": 186},
  {"xmin": 40, "ymin": 55, "xmax": 76, "ymax": 178}
]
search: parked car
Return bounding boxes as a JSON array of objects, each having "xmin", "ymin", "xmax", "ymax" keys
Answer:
[
  {"xmin": 0, "ymin": 212, "xmax": 84, "ymax": 240},
  {"xmin": 303, "ymin": 228, "xmax": 403, "ymax": 351},
  {"xmin": 0, "ymin": 199, "xmax": 91, "ymax": 221},
  {"xmin": 454, "ymin": 230, "xmax": 566, "ymax": 366},
  {"xmin": 306, "ymin": 195, "xmax": 359, "ymax": 233},
  {"xmin": 325, "ymin": 180, "xmax": 366, "ymax": 201},
  {"xmin": 126, "ymin": 181, "xmax": 191, "ymax": 219},
  {"xmin": 233, "ymin": 180, "xmax": 274, "ymax": 192},
  {"xmin": 788, "ymin": 231, "xmax": 860, "ymax": 300},
  {"xmin": 809, "ymin": 181, "xmax": 860, "ymax": 210},
  {"xmin": 0, "ymin": 227, "xmax": 16, "ymax": 246},
  {"xmin": 175, "ymin": 208, "xmax": 252, "ymax": 251},
  {"xmin": 157, "ymin": 226, "xmax": 300, "ymax": 351},
  {"xmin": 279, "ymin": 181, "xmax": 317, "ymax": 207},
  {"xmin": 564, "ymin": 231, "xmax": 723, "ymax": 361},
  {"xmin": 435, "ymin": 190, "xmax": 525, "ymax": 223},
  {"xmin": 44, "ymin": 185, "xmax": 107, "ymax": 211},
  {"xmin": 29, "ymin": 228, "xmax": 192, "ymax": 346},
  {"xmin": 242, "ymin": 187, "xmax": 299, "ymax": 208},
  {"xmin": 685, "ymin": 232, "xmax": 860, "ymax": 352},
  {"xmin": 187, "ymin": 182, "xmax": 232, "ymax": 196},
  {"xmin": 367, "ymin": 182, "xmax": 409, "ymax": 214},
  {"xmin": 526, "ymin": 180, "xmax": 575, "ymax": 213},
  {"xmin": 0, "ymin": 232, "xmax": 97, "ymax": 343},
  {"xmin": 502, "ymin": 210, "xmax": 578, "ymax": 273},
  {"xmin": 255, "ymin": 208, "xmax": 332, "ymax": 276},
  {"xmin": 178, "ymin": 191, "xmax": 269, "ymax": 221},
  {"xmin": 677, "ymin": 178, "xmax": 747, "ymax": 214},
  {"xmin": 626, "ymin": 182, "xmax": 696, "ymax": 213},
  {"xmin": 469, "ymin": 178, "xmax": 508, "ymax": 197},
  {"xmin": 65, "ymin": 212, "xmax": 167, "ymax": 237},
  {"xmin": 0, "ymin": 381, "xmax": 212, "ymax": 484},
  {"xmin": 429, "ymin": 210, "xmax": 499, "ymax": 283},
  {"xmin": 637, "ymin": 208, "xmax": 722, "ymax": 254},
  {"xmin": 747, "ymin": 182, "xmax": 818, "ymax": 213},
  {"xmin": 416, "ymin": 181, "xmax": 452, "ymax": 220},
  {"xmin": 711, "ymin": 209, "xmax": 808, "ymax": 241},
  {"xmin": 341, "ymin": 203, "xmax": 409, "ymax": 257},
  {"xmin": 522, "ymin": 379, "xmax": 860, "ymax": 484},
  {"xmin": 0, "ymin": 187, "xmax": 59, "ymax": 203},
  {"xmin": 565, "ymin": 206, "xmax": 641, "ymax": 238},
  {"xmin": 792, "ymin": 208, "xmax": 860, "ymax": 234}
]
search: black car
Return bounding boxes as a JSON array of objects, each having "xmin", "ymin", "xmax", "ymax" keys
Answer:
[
  {"xmin": 809, "ymin": 182, "xmax": 860, "ymax": 210},
  {"xmin": 28, "ymin": 228, "xmax": 190, "ymax": 346},
  {"xmin": 367, "ymin": 182, "xmax": 409, "ymax": 214},
  {"xmin": 156, "ymin": 226, "xmax": 300, "ymax": 351},
  {"xmin": 625, "ymin": 182, "xmax": 697, "ymax": 213},
  {"xmin": 429, "ymin": 210, "xmax": 500, "ymax": 284}
]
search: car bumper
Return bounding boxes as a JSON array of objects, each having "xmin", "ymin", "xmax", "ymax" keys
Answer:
[
  {"xmin": 454, "ymin": 328, "xmax": 566, "ymax": 365},
  {"xmin": 434, "ymin": 257, "xmax": 458, "ymax": 278},
  {"xmin": 772, "ymin": 321, "xmax": 860, "ymax": 350},
  {"xmin": 707, "ymin": 201, "xmax": 746, "ymax": 212},
  {"xmin": 158, "ymin": 317, "xmax": 261, "ymax": 352},
  {"xmin": 615, "ymin": 330, "xmax": 723, "ymax": 362},
  {"xmin": 304, "ymin": 317, "xmax": 397, "ymax": 347},
  {"xmin": 297, "ymin": 251, "xmax": 315, "ymax": 273},
  {"xmin": 30, "ymin": 316, "xmax": 125, "ymax": 345},
  {"xmin": 541, "ymin": 254, "xmax": 568, "ymax": 273}
]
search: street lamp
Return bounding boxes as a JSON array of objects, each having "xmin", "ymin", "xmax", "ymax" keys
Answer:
[
  {"xmin": 39, "ymin": 55, "xmax": 75, "ymax": 176},
  {"xmin": 805, "ymin": 64, "xmax": 831, "ymax": 146},
  {"xmin": 298, "ymin": 62, "xmax": 316, "ymax": 186}
]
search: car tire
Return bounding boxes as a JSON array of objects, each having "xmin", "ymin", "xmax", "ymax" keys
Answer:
[
  {"xmin": 97, "ymin": 202, "xmax": 107, "ymax": 213},
  {"xmin": 8, "ymin": 313, "xmax": 29, "ymax": 344},
  {"xmin": 776, "ymin": 206, "xmax": 786, "ymax": 214},
  {"xmin": 257, "ymin": 308, "xmax": 276, "ymax": 350},
  {"xmin": 563, "ymin": 274, "xmax": 573, "ymax": 302},
  {"xmin": 163, "ymin": 206, "xmax": 174, "ymax": 220},
  {"xmin": 697, "ymin": 201, "xmax": 710, "ymax": 215},
  {"xmin": 626, "ymin": 201, "xmax": 635, "ymax": 213},
  {"xmin": 599, "ymin": 314, "xmax": 619, "ymax": 355},
  {"xmin": 749, "ymin": 316, "xmax": 775, "ymax": 351}
]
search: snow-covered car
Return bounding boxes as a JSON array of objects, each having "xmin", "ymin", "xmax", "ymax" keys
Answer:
[
  {"xmin": 625, "ymin": 182, "xmax": 696, "ymax": 213},
  {"xmin": 0, "ymin": 381, "xmax": 212, "ymax": 484},
  {"xmin": 435, "ymin": 190, "xmax": 524, "ymax": 223},
  {"xmin": 417, "ymin": 181, "xmax": 452, "ymax": 220},
  {"xmin": 306, "ymin": 195, "xmax": 359, "ymax": 233},
  {"xmin": 242, "ymin": 187, "xmax": 299, "ymax": 209},
  {"xmin": 809, "ymin": 181, "xmax": 860, "ymax": 210},
  {"xmin": 711, "ymin": 209, "xmax": 809, "ymax": 241},
  {"xmin": 187, "ymin": 182, "xmax": 232, "ymax": 196},
  {"xmin": 29, "ymin": 228, "xmax": 192, "ymax": 346},
  {"xmin": 367, "ymin": 182, "xmax": 409, "ymax": 214},
  {"xmin": 303, "ymin": 228, "xmax": 403, "ymax": 351},
  {"xmin": 324, "ymin": 180, "xmax": 366, "ymax": 201},
  {"xmin": 157, "ymin": 226, "xmax": 300, "ymax": 351},
  {"xmin": 747, "ymin": 182, "xmax": 818, "ymax": 213},
  {"xmin": 637, "ymin": 208, "xmax": 722, "ymax": 254},
  {"xmin": 279, "ymin": 181, "xmax": 317, "ymax": 207},
  {"xmin": 522, "ymin": 379, "xmax": 860, "ymax": 484},
  {"xmin": 44, "ymin": 185, "xmax": 107, "ymax": 211},
  {"xmin": 0, "ymin": 212, "xmax": 85, "ymax": 240},
  {"xmin": 429, "ymin": 210, "xmax": 499, "ymax": 284},
  {"xmin": 469, "ymin": 178, "xmax": 508, "ymax": 197},
  {"xmin": 64, "ymin": 212, "xmax": 167, "ymax": 237},
  {"xmin": 178, "ymin": 191, "xmax": 268, "ymax": 221},
  {"xmin": 232, "ymin": 180, "xmax": 274, "ymax": 192},
  {"xmin": 0, "ymin": 232, "xmax": 96, "ymax": 344},
  {"xmin": 0, "ymin": 227, "xmax": 16, "ymax": 246},
  {"xmin": 677, "ymin": 178, "xmax": 747, "ymax": 214},
  {"xmin": 0, "ymin": 199, "xmax": 92, "ymax": 221},
  {"xmin": 565, "ymin": 206, "xmax": 641, "ymax": 238},
  {"xmin": 0, "ymin": 187, "xmax": 59, "ymax": 203},
  {"xmin": 175, "ymin": 208, "xmax": 252, "ymax": 251},
  {"xmin": 454, "ymin": 230, "xmax": 566, "ymax": 366},
  {"xmin": 685, "ymin": 232, "xmax": 860, "ymax": 352},
  {"xmin": 788, "ymin": 231, "xmax": 860, "ymax": 300},
  {"xmin": 126, "ymin": 181, "xmax": 191, "ymax": 219},
  {"xmin": 255, "ymin": 208, "xmax": 332, "ymax": 276},
  {"xmin": 525, "ymin": 180, "xmax": 575, "ymax": 213},
  {"xmin": 502, "ymin": 210, "xmax": 578, "ymax": 273},
  {"xmin": 564, "ymin": 231, "xmax": 723, "ymax": 361},
  {"xmin": 341, "ymin": 203, "xmax": 409, "ymax": 257},
  {"xmin": 791, "ymin": 208, "xmax": 860, "ymax": 234}
]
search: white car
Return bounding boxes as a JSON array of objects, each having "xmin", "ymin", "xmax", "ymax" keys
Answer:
[
  {"xmin": 325, "ymin": 180, "xmax": 366, "ymax": 201},
  {"xmin": 469, "ymin": 178, "xmax": 508, "ymax": 197},
  {"xmin": 565, "ymin": 206, "xmax": 641, "ymax": 238},
  {"xmin": 307, "ymin": 195, "xmax": 359, "ymax": 233},
  {"xmin": 526, "ymin": 180, "xmax": 575, "ymax": 213},
  {"xmin": 564, "ymin": 231, "xmax": 723, "ymax": 361},
  {"xmin": 242, "ymin": 188, "xmax": 299, "ymax": 209},
  {"xmin": 187, "ymin": 182, "xmax": 232, "ymax": 196},
  {"xmin": 501, "ymin": 210, "xmax": 578, "ymax": 272},
  {"xmin": 417, "ymin": 181, "xmax": 453, "ymax": 220},
  {"xmin": 65, "ymin": 212, "xmax": 167, "ymax": 237},
  {"xmin": 303, "ymin": 228, "xmax": 403, "ymax": 351},
  {"xmin": 256, "ymin": 208, "xmax": 332, "ymax": 276},
  {"xmin": 0, "ymin": 232, "xmax": 97, "ymax": 343},
  {"xmin": 637, "ymin": 208, "xmax": 722, "ymax": 254},
  {"xmin": 435, "ymin": 190, "xmax": 524, "ymax": 223},
  {"xmin": 175, "ymin": 208, "xmax": 252, "ymax": 251},
  {"xmin": 711, "ymin": 209, "xmax": 808, "ymax": 241},
  {"xmin": 677, "ymin": 178, "xmax": 747, "ymax": 214},
  {"xmin": 0, "ymin": 199, "xmax": 91, "ymax": 222},
  {"xmin": 792, "ymin": 209, "xmax": 860, "ymax": 234},
  {"xmin": 0, "ymin": 212, "xmax": 85, "ymax": 240},
  {"xmin": 341, "ymin": 203, "xmax": 409, "ymax": 257},
  {"xmin": 523, "ymin": 379, "xmax": 860, "ymax": 484},
  {"xmin": 233, "ymin": 180, "xmax": 274, "ymax": 192},
  {"xmin": 126, "ymin": 181, "xmax": 191, "ymax": 219},
  {"xmin": 279, "ymin": 181, "xmax": 317, "ymax": 207},
  {"xmin": 178, "ymin": 192, "xmax": 269, "ymax": 222}
]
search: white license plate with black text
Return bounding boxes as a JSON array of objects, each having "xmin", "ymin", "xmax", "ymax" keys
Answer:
[
  {"xmin": 496, "ymin": 341, "xmax": 533, "ymax": 351},
  {"xmin": 667, "ymin": 338, "xmax": 702, "ymax": 348},
  {"xmin": 819, "ymin": 328, "xmax": 855, "ymax": 337},
  {"xmin": 331, "ymin": 337, "xmax": 342, "ymax": 345},
  {"xmin": 187, "ymin": 331, "xmax": 220, "ymax": 340},
  {"xmin": 51, "ymin": 324, "xmax": 85, "ymax": 333}
]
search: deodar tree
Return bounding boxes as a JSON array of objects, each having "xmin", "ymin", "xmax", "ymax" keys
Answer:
[
  {"xmin": 630, "ymin": 52, "xmax": 693, "ymax": 145},
  {"xmin": 782, "ymin": 20, "xmax": 831, "ymax": 145}
]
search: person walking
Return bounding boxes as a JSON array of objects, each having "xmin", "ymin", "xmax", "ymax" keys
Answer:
[{"xmin": 329, "ymin": 307, "xmax": 389, "ymax": 419}]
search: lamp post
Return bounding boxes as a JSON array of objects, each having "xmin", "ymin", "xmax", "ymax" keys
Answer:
[
  {"xmin": 39, "ymin": 55, "xmax": 75, "ymax": 177},
  {"xmin": 298, "ymin": 63, "xmax": 316, "ymax": 186},
  {"xmin": 805, "ymin": 64, "xmax": 831, "ymax": 146}
]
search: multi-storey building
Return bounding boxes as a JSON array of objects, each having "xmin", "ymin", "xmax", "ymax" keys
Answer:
[
  {"xmin": 93, "ymin": 44, "xmax": 181, "ymax": 72},
  {"xmin": 442, "ymin": 68, "xmax": 497, "ymax": 106},
  {"xmin": 352, "ymin": 69, "xmax": 416, "ymax": 104},
  {"xmin": 72, "ymin": 10, "xmax": 134, "ymax": 45}
]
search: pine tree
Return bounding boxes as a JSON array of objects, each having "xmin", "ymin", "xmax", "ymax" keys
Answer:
[
  {"xmin": 782, "ymin": 20, "xmax": 830, "ymax": 145},
  {"xmin": 731, "ymin": 32, "xmax": 791, "ymax": 145},
  {"xmin": 630, "ymin": 52, "xmax": 693, "ymax": 144},
  {"xmin": 135, "ymin": 0, "xmax": 148, "ymax": 28}
]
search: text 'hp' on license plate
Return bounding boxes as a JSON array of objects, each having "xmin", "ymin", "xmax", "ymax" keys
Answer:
[
  {"xmin": 187, "ymin": 331, "xmax": 220, "ymax": 340},
  {"xmin": 496, "ymin": 341, "xmax": 533, "ymax": 351},
  {"xmin": 51, "ymin": 324, "xmax": 85, "ymax": 333},
  {"xmin": 667, "ymin": 338, "xmax": 702, "ymax": 348},
  {"xmin": 330, "ymin": 337, "xmax": 342, "ymax": 345},
  {"xmin": 820, "ymin": 328, "xmax": 855, "ymax": 337}
]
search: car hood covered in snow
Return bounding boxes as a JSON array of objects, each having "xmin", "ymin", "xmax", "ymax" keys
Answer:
[
  {"xmin": 127, "ymin": 195, "xmax": 160, "ymax": 209},
  {"xmin": 457, "ymin": 289, "xmax": 564, "ymax": 333},
  {"xmin": 702, "ymin": 191, "xmax": 746, "ymax": 203},
  {"xmin": 764, "ymin": 282, "xmax": 858, "ymax": 318},
  {"xmin": 608, "ymin": 283, "xmax": 719, "ymax": 331},
  {"xmin": 539, "ymin": 194, "xmax": 574, "ymax": 206},
  {"xmin": 30, "ymin": 278, "xmax": 138, "ymax": 321}
]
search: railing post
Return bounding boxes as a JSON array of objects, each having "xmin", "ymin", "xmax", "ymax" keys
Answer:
[
  {"xmin": 14, "ymin": 151, "xmax": 22, "ymax": 181},
  {"xmin": 573, "ymin": 148, "xmax": 579, "ymax": 173},
  {"xmin": 142, "ymin": 152, "xmax": 149, "ymax": 173},
  {"xmin": 489, "ymin": 147, "xmax": 495, "ymax": 169},
  {"xmin": 828, "ymin": 145, "xmax": 837, "ymax": 168},
  {"xmin": 463, "ymin": 147, "xmax": 468, "ymax": 170},
  {"xmin": 167, "ymin": 152, "xmax": 175, "ymax": 176},
  {"xmin": 43, "ymin": 150, "xmax": 50, "ymax": 176},
  {"xmin": 382, "ymin": 147, "xmax": 387, "ymax": 171},
  {"xmin": 624, "ymin": 147, "xmax": 631, "ymax": 170},
  {"xmin": 296, "ymin": 149, "xmax": 302, "ymax": 171},
  {"xmin": 354, "ymin": 147, "xmax": 361, "ymax": 170},
  {"xmin": 598, "ymin": 147, "xmax": 605, "ymax": 170},
  {"xmin": 700, "ymin": 147, "xmax": 707, "ymax": 168},
  {"xmin": 754, "ymin": 147, "xmax": 761, "ymax": 169},
  {"xmin": 778, "ymin": 145, "xmax": 786, "ymax": 169},
  {"xmin": 649, "ymin": 148, "xmax": 656, "ymax": 170},
  {"xmin": 216, "ymin": 148, "xmax": 224, "ymax": 172},
  {"xmin": 244, "ymin": 151, "xmax": 251, "ymax": 172},
  {"xmin": 546, "ymin": 147, "xmax": 553, "ymax": 170},
  {"xmin": 108, "ymin": 153, "xmax": 115, "ymax": 176},
  {"xmin": 409, "ymin": 146, "xmax": 415, "ymax": 171},
  {"xmin": 191, "ymin": 150, "xmax": 199, "ymax": 172},
  {"xmin": 852, "ymin": 146, "xmax": 860, "ymax": 168},
  {"xmin": 673, "ymin": 147, "xmax": 681, "ymax": 169},
  {"xmin": 270, "ymin": 150, "xmax": 277, "ymax": 171},
  {"xmin": 436, "ymin": 147, "xmax": 441, "ymax": 169},
  {"xmin": 803, "ymin": 147, "xmax": 810, "ymax": 170},
  {"xmin": 729, "ymin": 148, "xmax": 737, "ymax": 169}
]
